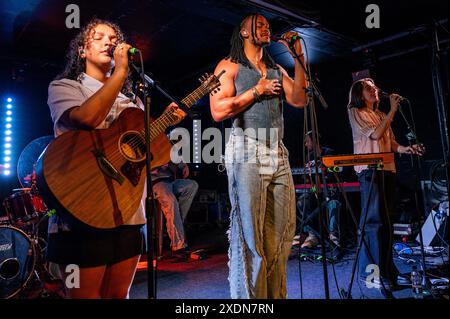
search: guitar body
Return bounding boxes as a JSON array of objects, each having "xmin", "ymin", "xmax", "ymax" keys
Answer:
[
  {"xmin": 36, "ymin": 71, "xmax": 224, "ymax": 230},
  {"xmin": 36, "ymin": 108, "xmax": 171, "ymax": 229}
]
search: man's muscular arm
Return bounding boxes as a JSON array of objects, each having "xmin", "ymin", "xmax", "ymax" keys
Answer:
[{"xmin": 210, "ymin": 59, "xmax": 282, "ymax": 122}]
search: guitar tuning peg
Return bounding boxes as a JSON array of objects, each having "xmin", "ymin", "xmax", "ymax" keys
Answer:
[{"xmin": 198, "ymin": 78, "xmax": 202, "ymax": 83}]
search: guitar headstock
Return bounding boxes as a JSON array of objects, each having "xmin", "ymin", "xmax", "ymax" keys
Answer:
[{"xmin": 199, "ymin": 70, "xmax": 226, "ymax": 96}]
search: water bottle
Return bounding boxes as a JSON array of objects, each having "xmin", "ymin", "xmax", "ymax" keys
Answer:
[{"xmin": 411, "ymin": 265, "xmax": 423, "ymax": 299}]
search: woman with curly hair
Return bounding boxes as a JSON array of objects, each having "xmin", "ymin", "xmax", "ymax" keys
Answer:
[{"xmin": 46, "ymin": 18, "xmax": 182, "ymax": 298}]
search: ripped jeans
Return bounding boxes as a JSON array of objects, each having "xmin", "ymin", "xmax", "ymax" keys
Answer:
[{"xmin": 225, "ymin": 134, "xmax": 296, "ymax": 299}]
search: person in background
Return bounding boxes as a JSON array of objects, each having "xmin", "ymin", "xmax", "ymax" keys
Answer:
[
  {"xmin": 151, "ymin": 161, "xmax": 198, "ymax": 255},
  {"xmin": 296, "ymin": 131, "xmax": 341, "ymax": 250},
  {"xmin": 347, "ymin": 77, "xmax": 423, "ymax": 290}
]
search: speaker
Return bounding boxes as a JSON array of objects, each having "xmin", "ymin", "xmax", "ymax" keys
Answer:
[{"xmin": 416, "ymin": 201, "xmax": 448, "ymax": 246}]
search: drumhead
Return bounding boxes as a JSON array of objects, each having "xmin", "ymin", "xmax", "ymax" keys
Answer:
[{"xmin": 0, "ymin": 225, "xmax": 36, "ymax": 299}]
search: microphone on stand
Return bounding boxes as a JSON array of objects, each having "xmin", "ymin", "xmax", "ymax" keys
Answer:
[
  {"xmin": 270, "ymin": 34, "xmax": 301, "ymax": 45},
  {"xmin": 378, "ymin": 89, "xmax": 407, "ymax": 101},
  {"xmin": 107, "ymin": 45, "xmax": 140, "ymax": 57}
]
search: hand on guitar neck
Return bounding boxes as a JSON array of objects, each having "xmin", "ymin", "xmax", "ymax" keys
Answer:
[{"xmin": 166, "ymin": 102, "xmax": 187, "ymax": 125}]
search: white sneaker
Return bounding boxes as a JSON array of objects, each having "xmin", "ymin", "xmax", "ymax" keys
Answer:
[
  {"xmin": 329, "ymin": 233, "xmax": 340, "ymax": 247},
  {"xmin": 301, "ymin": 234, "xmax": 319, "ymax": 248}
]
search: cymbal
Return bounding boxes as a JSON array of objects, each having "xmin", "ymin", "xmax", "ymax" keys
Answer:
[{"xmin": 17, "ymin": 135, "xmax": 54, "ymax": 188}]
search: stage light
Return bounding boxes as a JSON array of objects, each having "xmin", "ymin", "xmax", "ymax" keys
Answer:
[{"xmin": 3, "ymin": 96, "xmax": 15, "ymax": 177}]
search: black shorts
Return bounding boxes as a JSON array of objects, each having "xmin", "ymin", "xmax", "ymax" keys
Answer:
[{"xmin": 46, "ymin": 225, "xmax": 144, "ymax": 268}]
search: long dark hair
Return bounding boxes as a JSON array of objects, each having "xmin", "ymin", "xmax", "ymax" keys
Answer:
[
  {"xmin": 226, "ymin": 14, "xmax": 278, "ymax": 70},
  {"xmin": 347, "ymin": 78, "xmax": 379, "ymax": 110},
  {"xmin": 55, "ymin": 18, "xmax": 132, "ymax": 94}
]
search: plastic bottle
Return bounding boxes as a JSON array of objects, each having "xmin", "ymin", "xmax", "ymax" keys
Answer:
[{"xmin": 411, "ymin": 265, "xmax": 423, "ymax": 299}]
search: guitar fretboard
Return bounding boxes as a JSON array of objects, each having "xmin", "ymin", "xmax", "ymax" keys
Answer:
[{"xmin": 138, "ymin": 84, "xmax": 209, "ymax": 141}]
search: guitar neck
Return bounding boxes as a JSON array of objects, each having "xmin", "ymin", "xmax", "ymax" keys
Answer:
[{"xmin": 142, "ymin": 85, "xmax": 209, "ymax": 141}]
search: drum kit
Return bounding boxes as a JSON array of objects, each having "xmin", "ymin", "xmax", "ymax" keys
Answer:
[{"xmin": 0, "ymin": 136, "xmax": 64, "ymax": 299}]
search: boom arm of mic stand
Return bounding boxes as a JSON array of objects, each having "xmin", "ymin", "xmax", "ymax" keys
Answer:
[
  {"xmin": 130, "ymin": 62, "xmax": 195, "ymax": 118},
  {"xmin": 288, "ymin": 44, "xmax": 328, "ymax": 109}
]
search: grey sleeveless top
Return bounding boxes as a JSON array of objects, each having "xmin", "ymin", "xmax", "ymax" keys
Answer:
[{"xmin": 232, "ymin": 63, "xmax": 284, "ymax": 143}]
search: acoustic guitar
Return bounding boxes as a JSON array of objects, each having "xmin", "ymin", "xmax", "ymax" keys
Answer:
[{"xmin": 36, "ymin": 71, "xmax": 224, "ymax": 229}]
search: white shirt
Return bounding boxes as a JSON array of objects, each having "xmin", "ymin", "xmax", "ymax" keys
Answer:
[
  {"xmin": 47, "ymin": 73, "xmax": 147, "ymax": 232},
  {"xmin": 348, "ymin": 106, "xmax": 398, "ymax": 173}
]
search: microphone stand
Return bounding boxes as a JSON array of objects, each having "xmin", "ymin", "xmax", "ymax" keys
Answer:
[
  {"xmin": 130, "ymin": 61, "xmax": 194, "ymax": 299},
  {"xmin": 286, "ymin": 40, "xmax": 331, "ymax": 299},
  {"xmin": 398, "ymin": 103, "xmax": 433, "ymax": 297}
]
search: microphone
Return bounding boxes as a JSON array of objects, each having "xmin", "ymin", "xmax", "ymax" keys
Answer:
[
  {"xmin": 378, "ymin": 89, "xmax": 406, "ymax": 101},
  {"xmin": 107, "ymin": 45, "xmax": 140, "ymax": 57},
  {"xmin": 271, "ymin": 34, "xmax": 301, "ymax": 45}
]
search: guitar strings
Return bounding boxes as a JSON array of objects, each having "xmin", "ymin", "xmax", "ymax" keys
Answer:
[{"xmin": 104, "ymin": 84, "xmax": 210, "ymax": 163}]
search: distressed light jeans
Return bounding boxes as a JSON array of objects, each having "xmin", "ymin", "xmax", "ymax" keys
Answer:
[
  {"xmin": 225, "ymin": 133, "xmax": 296, "ymax": 299},
  {"xmin": 153, "ymin": 179, "xmax": 199, "ymax": 251}
]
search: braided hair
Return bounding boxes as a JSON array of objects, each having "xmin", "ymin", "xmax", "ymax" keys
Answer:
[{"xmin": 226, "ymin": 13, "xmax": 278, "ymax": 70}]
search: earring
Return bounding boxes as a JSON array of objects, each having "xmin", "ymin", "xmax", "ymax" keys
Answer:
[{"xmin": 78, "ymin": 47, "xmax": 85, "ymax": 59}]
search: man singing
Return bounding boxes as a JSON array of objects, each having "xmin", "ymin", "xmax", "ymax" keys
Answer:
[{"xmin": 210, "ymin": 13, "xmax": 308, "ymax": 298}]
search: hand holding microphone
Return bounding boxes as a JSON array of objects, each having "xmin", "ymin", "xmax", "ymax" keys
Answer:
[
  {"xmin": 271, "ymin": 32, "xmax": 303, "ymax": 58},
  {"xmin": 377, "ymin": 88, "xmax": 407, "ymax": 113},
  {"xmin": 389, "ymin": 93, "xmax": 403, "ymax": 113},
  {"xmin": 107, "ymin": 43, "xmax": 140, "ymax": 57}
]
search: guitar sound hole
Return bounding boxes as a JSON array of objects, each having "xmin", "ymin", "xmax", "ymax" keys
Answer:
[{"xmin": 119, "ymin": 132, "xmax": 146, "ymax": 162}]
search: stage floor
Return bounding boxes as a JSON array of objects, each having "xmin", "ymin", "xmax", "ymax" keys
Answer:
[{"xmin": 130, "ymin": 245, "xmax": 447, "ymax": 299}]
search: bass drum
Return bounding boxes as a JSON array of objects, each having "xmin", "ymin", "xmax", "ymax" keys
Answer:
[{"xmin": 0, "ymin": 225, "xmax": 36, "ymax": 299}]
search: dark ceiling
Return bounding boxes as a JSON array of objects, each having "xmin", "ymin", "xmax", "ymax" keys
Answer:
[{"xmin": 1, "ymin": 0, "xmax": 448, "ymax": 84}]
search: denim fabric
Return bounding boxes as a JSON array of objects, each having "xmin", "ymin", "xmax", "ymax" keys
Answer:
[
  {"xmin": 232, "ymin": 64, "xmax": 284, "ymax": 143},
  {"xmin": 297, "ymin": 194, "xmax": 341, "ymax": 237},
  {"xmin": 225, "ymin": 132, "xmax": 296, "ymax": 299},
  {"xmin": 357, "ymin": 169, "xmax": 399, "ymax": 282},
  {"xmin": 152, "ymin": 179, "xmax": 199, "ymax": 251}
]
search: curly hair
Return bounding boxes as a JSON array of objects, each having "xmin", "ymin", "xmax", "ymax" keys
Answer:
[
  {"xmin": 226, "ymin": 13, "xmax": 278, "ymax": 70},
  {"xmin": 55, "ymin": 18, "xmax": 132, "ymax": 94}
]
